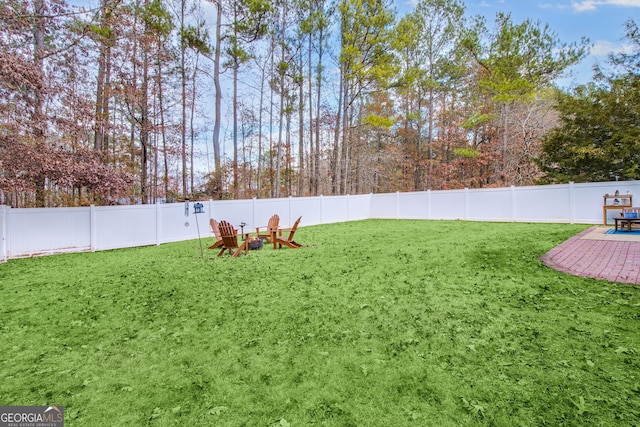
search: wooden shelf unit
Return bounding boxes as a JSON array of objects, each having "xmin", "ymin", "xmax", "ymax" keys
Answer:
[{"xmin": 603, "ymin": 193, "xmax": 632, "ymax": 225}]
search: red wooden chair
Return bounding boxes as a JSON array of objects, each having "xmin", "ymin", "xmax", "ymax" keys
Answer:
[
  {"xmin": 207, "ymin": 219, "xmax": 224, "ymax": 250},
  {"xmin": 272, "ymin": 216, "xmax": 303, "ymax": 249},
  {"xmin": 256, "ymin": 214, "xmax": 280, "ymax": 242},
  {"xmin": 217, "ymin": 220, "xmax": 249, "ymax": 257}
]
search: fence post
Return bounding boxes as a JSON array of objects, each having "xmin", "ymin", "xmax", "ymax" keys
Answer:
[
  {"xmin": 252, "ymin": 197, "xmax": 256, "ymax": 229},
  {"xmin": 90, "ymin": 204, "xmax": 96, "ymax": 252},
  {"xmin": 569, "ymin": 181, "xmax": 575, "ymax": 224},
  {"xmin": 155, "ymin": 201, "xmax": 162, "ymax": 245},
  {"xmin": 0, "ymin": 205, "xmax": 7, "ymax": 262},
  {"xmin": 427, "ymin": 190, "xmax": 431, "ymax": 219},
  {"xmin": 396, "ymin": 191, "xmax": 400, "ymax": 219},
  {"xmin": 320, "ymin": 195, "xmax": 324, "ymax": 224},
  {"xmin": 289, "ymin": 196, "xmax": 293, "ymax": 225},
  {"xmin": 511, "ymin": 186, "xmax": 517, "ymax": 222},
  {"xmin": 464, "ymin": 188, "xmax": 470, "ymax": 220}
]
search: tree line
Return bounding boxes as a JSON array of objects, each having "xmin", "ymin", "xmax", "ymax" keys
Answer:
[{"xmin": 0, "ymin": 0, "xmax": 636, "ymax": 207}]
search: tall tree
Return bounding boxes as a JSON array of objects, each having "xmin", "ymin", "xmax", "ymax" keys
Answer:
[
  {"xmin": 336, "ymin": 0, "xmax": 396, "ymax": 194},
  {"xmin": 210, "ymin": 0, "xmax": 223, "ymax": 198},
  {"xmin": 140, "ymin": 0, "xmax": 174, "ymax": 200},
  {"xmin": 32, "ymin": 0, "xmax": 47, "ymax": 206},
  {"xmin": 92, "ymin": 0, "xmax": 117, "ymax": 155},
  {"xmin": 462, "ymin": 12, "xmax": 587, "ymax": 170},
  {"xmin": 392, "ymin": 0, "xmax": 464, "ymax": 190},
  {"xmin": 0, "ymin": 0, "xmax": 135, "ymax": 207},
  {"xmin": 224, "ymin": 0, "xmax": 271, "ymax": 198},
  {"xmin": 182, "ymin": 15, "xmax": 212, "ymax": 195},
  {"xmin": 178, "ymin": 0, "xmax": 188, "ymax": 197},
  {"xmin": 298, "ymin": 0, "xmax": 332, "ymax": 196},
  {"xmin": 273, "ymin": 0, "xmax": 292, "ymax": 198},
  {"xmin": 538, "ymin": 19, "xmax": 640, "ymax": 183},
  {"xmin": 293, "ymin": 1, "xmax": 306, "ymax": 196}
]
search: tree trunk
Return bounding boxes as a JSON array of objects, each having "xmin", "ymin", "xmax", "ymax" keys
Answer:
[
  {"xmin": 340, "ymin": 80, "xmax": 350, "ymax": 195},
  {"xmin": 307, "ymin": 29, "xmax": 315, "ymax": 195},
  {"xmin": 180, "ymin": 0, "xmax": 188, "ymax": 198},
  {"xmin": 95, "ymin": 48, "xmax": 107, "ymax": 151},
  {"xmin": 314, "ymin": 20, "xmax": 324, "ymax": 196},
  {"xmin": 275, "ymin": 8, "xmax": 287, "ymax": 199},
  {"xmin": 256, "ymin": 59, "xmax": 266, "ymax": 197},
  {"xmin": 189, "ymin": 54, "xmax": 199, "ymax": 197},
  {"xmin": 502, "ymin": 101, "xmax": 509, "ymax": 161},
  {"xmin": 331, "ymin": 73, "xmax": 343, "ymax": 195},
  {"xmin": 298, "ymin": 43, "xmax": 305, "ymax": 196},
  {"xmin": 94, "ymin": 0, "xmax": 112, "ymax": 154},
  {"xmin": 140, "ymin": 39, "xmax": 150, "ymax": 204},
  {"xmin": 275, "ymin": 67, "xmax": 285, "ymax": 198},
  {"xmin": 231, "ymin": 4, "xmax": 240, "ymax": 199},
  {"xmin": 156, "ymin": 42, "xmax": 169, "ymax": 200},
  {"xmin": 269, "ymin": 31, "xmax": 276, "ymax": 198},
  {"xmin": 212, "ymin": 0, "xmax": 222, "ymax": 198},
  {"xmin": 32, "ymin": 0, "xmax": 47, "ymax": 207},
  {"xmin": 233, "ymin": 56, "xmax": 239, "ymax": 199}
]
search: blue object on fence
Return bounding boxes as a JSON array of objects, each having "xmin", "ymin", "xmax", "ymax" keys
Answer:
[{"xmin": 193, "ymin": 203, "xmax": 205, "ymax": 214}]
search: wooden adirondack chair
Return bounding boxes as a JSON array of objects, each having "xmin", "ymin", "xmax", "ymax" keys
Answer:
[
  {"xmin": 256, "ymin": 214, "xmax": 280, "ymax": 242},
  {"xmin": 217, "ymin": 220, "xmax": 249, "ymax": 257},
  {"xmin": 207, "ymin": 219, "xmax": 224, "ymax": 250},
  {"xmin": 272, "ymin": 216, "xmax": 303, "ymax": 249}
]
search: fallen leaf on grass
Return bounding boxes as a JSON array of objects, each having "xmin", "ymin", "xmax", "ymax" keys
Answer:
[{"xmin": 209, "ymin": 406, "xmax": 228, "ymax": 416}]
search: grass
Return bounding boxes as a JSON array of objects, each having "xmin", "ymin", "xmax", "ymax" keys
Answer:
[{"xmin": 1, "ymin": 219, "xmax": 639, "ymax": 426}]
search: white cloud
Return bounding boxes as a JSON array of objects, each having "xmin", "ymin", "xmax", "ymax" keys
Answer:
[
  {"xmin": 539, "ymin": 2, "xmax": 573, "ymax": 10},
  {"xmin": 610, "ymin": 0, "xmax": 640, "ymax": 4},
  {"xmin": 572, "ymin": 0, "xmax": 640, "ymax": 12},
  {"xmin": 572, "ymin": 0, "xmax": 597, "ymax": 11},
  {"xmin": 591, "ymin": 40, "xmax": 636, "ymax": 56}
]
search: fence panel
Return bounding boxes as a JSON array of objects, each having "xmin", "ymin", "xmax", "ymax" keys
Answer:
[
  {"xmin": 467, "ymin": 187, "xmax": 514, "ymax": 222},
  {"xmin": 514, "ymin": 185, "xmax": 571, "ymax": 223},
  {"xmin": 289, "ymin": 196, "xmax": 323, "ymax": 226},
  {"xmin": 429, "ymin": 190, "xmax": 467, "ymax": 220},
  {"xmin": 93, "ymin": 205, "xmax": 158, "ymax": 251},
  {"xmin": 370, "ymin": 193, "xmax": 398, "ymax": 218},
  {"xmin": 0, "ymin": 206, "xmax": 7, "ymax": 262},
  {"xmin": 7, "ymin": 206, "xmax": 91, "ymax": 257},
  {"xmin": 320, "ymin": 195, "xmax": 351, "ymax": 223},
  {"xmin": 573, "ymin": 183, "xmax": 606, "ymax": 224},
  {"xmin": 573, "ymin": 181, "xmax": 636, "ymax": 224},
  {"xmin": 3, "ymin": 180, "xmax": 640, "ymax": 261},
  {"xmin": 346, "ymin": 194, "xmax": 371, "ymax": 221},
  {"xmin": 251, "ymin": 198, "xmax": 290, "ymax": 229},
  {"xmin": 158, "ymin": 203, "xmax": 208, "ymax": 244},
  {"xmin": 207, "ymin": 199, "xmax": 258, "ymax": 231},
  {"xmin": 397, "ymin": 192, "xmax": 429, "ymax": 219}
]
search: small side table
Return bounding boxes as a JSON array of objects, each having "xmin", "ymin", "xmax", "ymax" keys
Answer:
[{"xmin": 613, "ymin": 217, "xmax": 640, "ymax": 232}]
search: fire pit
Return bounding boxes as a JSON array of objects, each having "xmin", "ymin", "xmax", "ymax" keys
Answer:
[{"xmin": 247, "ymin": 236, "xmax": 263, "ymax": 250}]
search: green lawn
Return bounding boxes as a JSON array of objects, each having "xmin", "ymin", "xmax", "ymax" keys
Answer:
[{"xmin": 1, "ymin": 219, "xmax": 639, "ymax": 426}]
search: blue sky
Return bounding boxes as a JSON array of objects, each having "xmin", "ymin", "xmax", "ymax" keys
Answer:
[{"xmin": 398, "ymin": 0, "xmax": 640, "ymax": 86}]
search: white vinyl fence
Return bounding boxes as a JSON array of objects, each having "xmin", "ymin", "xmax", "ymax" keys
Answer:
[{"xmin": 1, "ymin": 180, "xmax": 638, "ymax": 262}]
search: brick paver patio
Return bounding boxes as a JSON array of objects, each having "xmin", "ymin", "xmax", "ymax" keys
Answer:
[{"xmin": 540, "ymin": 227, "xmax": 640, "ymax": 285}]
